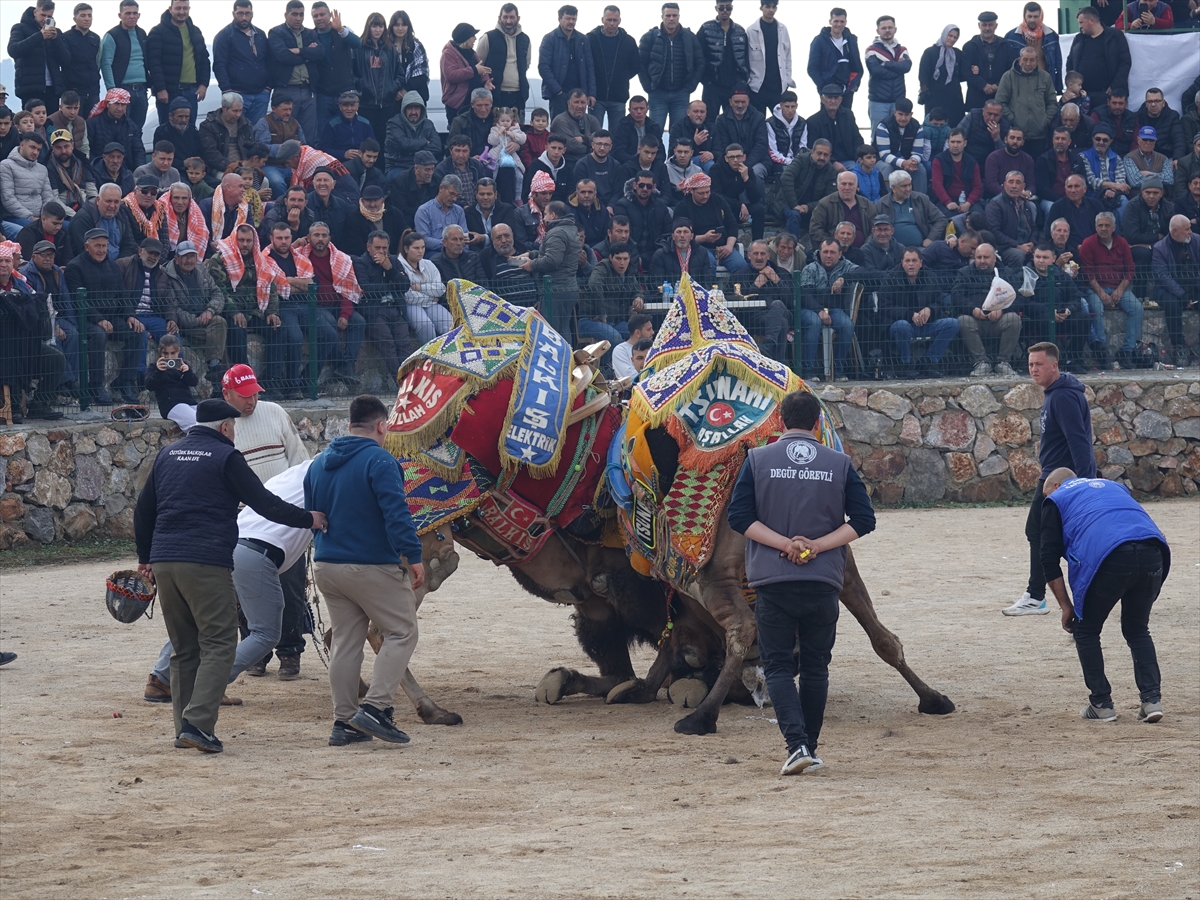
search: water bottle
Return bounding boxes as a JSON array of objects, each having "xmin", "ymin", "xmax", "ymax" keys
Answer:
[
  {"xmin": 958, "ymin": 190, "xmax": 967, "ymax": 205},
  {"xmin": 661, "ymin": 281, "xmax": 672, "ymax": 304}
]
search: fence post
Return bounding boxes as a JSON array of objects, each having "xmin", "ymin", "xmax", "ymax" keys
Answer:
[
  {"xmin": 75, "ymin": 288, "xmax": 90, "ymax": 411},
  {"xmin": 792, "ymin": 277, "xmax": 804, "ymax": 377},
  {"xmin": 1047, "ymin": 266, "xmax": 1057, "ymax": 346},
  {"xmin": 541, "ymin": 275, "xmax": 555, "ymax": 335},
  {"xmin": 306, "ymin": 284, "xmax": 318, "ymax": 401}
]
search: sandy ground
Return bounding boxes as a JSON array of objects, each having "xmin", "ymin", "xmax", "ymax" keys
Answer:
[{"xmin": 0, "ymin": 502, "xmax": 1197, "ymax": 900}]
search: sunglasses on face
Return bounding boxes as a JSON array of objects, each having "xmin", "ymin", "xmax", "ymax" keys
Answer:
[{"xmin": 716, "ymin": 3, "xmax": 733, "ymax": 9}]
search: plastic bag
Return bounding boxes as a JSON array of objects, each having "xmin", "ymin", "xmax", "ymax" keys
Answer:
[{"xmin": 982, "ymin": 271, "xmax": 1017, "ymax": 312}]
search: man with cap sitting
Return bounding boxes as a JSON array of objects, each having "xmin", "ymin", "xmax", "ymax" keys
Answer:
[
  {"xmin": 1121, "ymin": 175, "xmax": 1174, "ymax": 278},
  {"xmin": 117, "ymin": 236, "xmax": 169, "ymax": 354},
  {"xmin": 45, "ymin": 128, "xmax": 98, "ymax": 220},
  {"xmin": 1080, "ymin": 122, "xmax": 1131, "ymax": 217},
  {"xmin": 124, "ymin": 175, "xmax": 167, "ymax": 246},
  {"xmin": 160, "ymin": 240, "xmax": 228, "ymax": 386},
  {"xmin": 353, "ymin": 229, "xmax": 412, "ymax": 383},
  {"xmin": 305, "ymin": 167, "xmax": 352, "ymax": 239},
  {"xmin": 805, "ymin": 84, "xmax": 863, "ymax": 171},
  {"xmin": 320, "ymin": 90, "xmax": 376, "ymax": 163},
  {"xmin": 134, "ymin": 396, "xmax": 326, "ymax": 753},
  {"xmin": 1122, "ymin": 126, "xmax": 1173, "ymax": 195},
  {"xmin": 65, "ymin": 226, "xmax": 137, "ymax": 404},
  {"xmin": 390, "ymin": 149, "xmax": 439, "ymax": 225},
  {"xmin": 20, "ymin": 238, "xmax": 81, "ymax": 396},
  {"xmin": 93, "ymin": 141, "xmax": 136, "ymax": 196},
  {"xmin": 340, "ymin": 184, "xmax": 404, "ymax": 256},
  {"xmin": 0, "ymin": 242, "xmax": 65, "ymax": 420},
  {"xmin": 712, "ymin": 85, "xmax": 771, "ymax": 181}
]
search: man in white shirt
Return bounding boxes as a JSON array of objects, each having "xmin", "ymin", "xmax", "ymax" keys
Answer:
[{"xmin": 612, "ymin": 313, "xmax": 654, "ymax": 379}]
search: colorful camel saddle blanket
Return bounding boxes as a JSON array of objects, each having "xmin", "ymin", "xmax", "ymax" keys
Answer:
[
  {"xmin": 386, "ymin": 280, "xmax": 577, "ymax": 480},
  {"xmin": 399, "ymin": 456, "xmax": 482, "ymax": 536}
]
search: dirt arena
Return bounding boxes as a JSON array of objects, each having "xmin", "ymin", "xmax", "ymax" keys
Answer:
[{"xmin": 0, "ymin": 502, "xmax": 1197, "ymax": 899}]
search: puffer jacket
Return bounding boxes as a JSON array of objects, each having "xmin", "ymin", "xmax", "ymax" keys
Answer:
[
  {"xmin": 0, "ymin": 146, "xmax": 54, "ymax": 219},
  {"xmin": 527, "ymin": 216, "xmax": 582, "ymax": 299},
  {"xmin": 767, "ymin": 107, "xmax": 806, "ymax": 165},
  {"xmin": 198, "ymin": 108, "xmax": 257, "ymax": 174},
  {"xmin": 355, "ymin": 38, "xmax": 402, "ymax": 110},
  {"xmin": 385, "ymin": 94, "xmax": 441, "ymax": 172},
  {"xmin": 864, "ymin": 38, "xmax": 910, "ymax": 104},
  {"xmin": 696, "ymin": 20, "xmax": 749, "ymax": 86},
  {"xmin": 86, "ymin": 108, "xmax": 145, "ymax": 166},
  {"xmin": 60, "ymin": 25, "xmax": 102, "ymax": 101},
  {"xmin": 538, "ymin": 27, "xmax": 596, "ymax": 101},
  {"xmin": 638, "ymin": 26, "xmax": 703, "ymax": 94},
  {"xmin": 995, "ymin": 59, "xmax": 1057, "ymax": 143},
  {"xmin": 7, "ymin": 7, "xmax": 70, "ymax": 101},
  {"xmin": 146, "ymin": 9, "xmax": 211, "ymax": 93},
  {"xmin": 713, "ymin": 106, "xmax": 770, "ymax": 171},
  {"xmin": 807, "ymin": 27, "xmax": 862, "ymax": 96}
]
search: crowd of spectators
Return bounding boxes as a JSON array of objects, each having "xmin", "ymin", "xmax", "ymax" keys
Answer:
[{"xmin": 2, "ymin": 0, "xmax": 1199, "ymax": 420}]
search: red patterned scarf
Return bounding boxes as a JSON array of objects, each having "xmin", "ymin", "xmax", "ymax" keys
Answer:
[
  {"xmin": 210, "ymin": 187, "xmax": 250, "ymax": 240},
  {"xmin": 295, "ymin": 241, "xmax": 361, "ymax": 303},
  {"xmin": 290, "ymin": 146, "xmax": 351, "ymax": 190},
  {"xmin": 217, "ymin": 230, "xmax": 312, "ymax": 311},
  {"xmin": 123, "ymin": 193, "xmax": 164, "ymax": 239},
  {"xmin": 161, "ymin": 196, "xmax": 209, "ymax": 258}
]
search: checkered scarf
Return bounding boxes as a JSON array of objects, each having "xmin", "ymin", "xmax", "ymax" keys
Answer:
[
  {"xmin": 210, "ymin": 187, "xmax": 250, "ymax": 240},
  {"xmin": 290, "ymin": 146, "xmax": 350, "ymax": 190},
  {"xmin": 160, "ymin": 196, "xmax": 209, "ymax": 258},
  {"xmin": 217, "ymin": 229, "xmax": 311, "ymax": 311},
  {"xmin": 90, "ymin": 88, "xmax": 131, "ymax": 119},
  {"xmin": 123, "ymin": 192, "xmax": 164, "ymax": 239},
  {"xmin": 296, "ymin": 241, "xmax": 361, "ymax": 304}
]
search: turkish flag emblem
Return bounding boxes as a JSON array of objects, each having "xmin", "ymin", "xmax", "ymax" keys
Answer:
[{"xmin": 706, "ymin": 402, "xmax": 735, "ymax": 426}]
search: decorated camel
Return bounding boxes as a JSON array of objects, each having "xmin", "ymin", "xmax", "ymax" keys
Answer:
[{"xmin": 374, "ymin": 278, "xmax": 953, "ymax": 733}]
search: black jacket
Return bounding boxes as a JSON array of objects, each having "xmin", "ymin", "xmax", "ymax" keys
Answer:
[
  {"xmin": 713, "ymin": 107, "xmax": 770, "ymax": 171},
  {"xmin": 670, "ymin": 114, "xmax": 719, "ymax": 159},
  {"xmin": 673, "ymin": 194, "xmax": 741, "ymax": 246},
  {"xmin": 1064, "ymin": 26, "xmax": 1131, "ymax": 98},
  {"xmin": 710, "ymin": 160, "xmax": 764, "ymax": 210},
  {"xmin": 612, "ymin": 114, "xmax": 665, "ymax": 166},
  {"xmin": 961, "ymin": 35, "xmax": 1018, "ymax": 111},
  {"xmin": 481, "ymin": 27, "xmax": 531, "ymax": 105},
  {"xmin": 588, "ymin": 26, "xmax": 641, "ymax": 103},
  {"xmin": 355, "ymin": 38, "xmax": 402, "ymax": 110},
  {"xmin": 883, "ymin": 267, "xmax": 947, "ymax": 322},
  {"xmin": 638, "ymin": 26, "xmax": 703, "ymax": 94},
  {"xmin": 1121, "ymin": 197, "xmax": 1175, "ymax": 247},
  {"xmin": 696, "ymin": 20, "xmax": 749, "ymax": 87},
  {"xmin": 198, "ymin": 108, "xmax": 258, "ymax": 174},
  {"xmin": 431, "ymin": 249, "xmax": 484, "ymax": 285},
  {"xmin": 213, "ymin": 21, "xmax": 270, "ymax": 95},
  {"xmin": 583, "ymin": 258, "xmax": 644, "ymax": 319},
  {"xmin": 352, "ymin": 251, "xmax": 410, "ymax": 314},
  {"xmin": 65, "ymin": 250, "xmax": 130, "ymax": 322},
  {"xmin": 258, "ymin": 203, "xmax": 315, "ymax": 246},
  {"xmin": 86, "ymin": 108, "xmax": 145, "ymax": 167},
  {"xmin": 803, "ymin": 107, "xmax": 862, "ymax": 163},
  {"xmin": 389, "ymin": 169, "xmax": 438, "ymax": 223},
  {"xmin": 16, "ymin": 220, "xmax": 72, "ymax": 267},
  {"xmin": 958, "ymin": 108, "xmax": 1011, "ymax": 169},
  {"xmin": 7, "ymin": 7, "xmax": 70, "ymax": 101},
  {"xmin": 984, "ymin": 195, "xmax": 1038, "ymax": 252},
  {"xmin": 611, "ymin": 191, "xmax": 673, "ymax": 259},
  {"xmin": 521, "ymin": 156, "xmax": 572, "ymax": 204},
  {"xmin": 340, "ymin": 207, "xmax": 406, "ymax": 257},
  {"xmin": 1135, "ymin": 105, "xmax": 1187, "ymax": 161},
  {"xmin": 311, "ymin": 27, "xmax": 357, "ymax": 97},
  {"xmin": 266, "ymin": 22, "xmax": 322, "ymax": 89},
  {"xmin": 648, "ymin": 237, "xmax": 716, "ymax": 282},
  {"xmin": 1044, "ymin": 196, "xmax": 1104, "ymax": 248},
  {"xmin": 144, "ymin": 364, "xmax": 197, "ymax": 418},
  {"xmin": 60, "ymin": 26, "xmax": 102, "ymax": 100},
  {"xmin": 780, "ymin": 152, "xmax": 837, "ymax": 209},
  {"xmin": 147, "ymin": 10, "xmax": 211, "ymax": 93}
]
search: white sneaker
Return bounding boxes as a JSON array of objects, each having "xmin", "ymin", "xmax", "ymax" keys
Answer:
[
  {"xmin": 995, "ymin": 361, "xmax": 1017, "ymax": 378},
  {"xmin": 781, "ymin": 744, "xmax": 814, "ymax": 775},
  {"xmin": 1002, "ymin": 592, "xmax": 1051, "ymax": 616},
  {"xmin": 806, "ymin": 754, "xmax": 824, "ymax": 772},
  {"xmin": 970, "ymin": 361, "xmax": 992, "ymax": 377}
]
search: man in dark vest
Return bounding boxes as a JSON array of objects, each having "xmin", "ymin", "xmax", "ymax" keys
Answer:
[
  {"xmin": 134, "ymin": 397, "xmax": 326, "ymax": 753},
  {"xmin": 475, "ymin": 4, "xmax": 531, "ymax": 117},
  {"xmin": 1041, "ymin": 467, "xmax": 1170, "ymax": 724},
  {"xmin": 101, "ymin": 0, "xmax": 151, "ymax": 130},
  {"xmin": 727, "ymin": 390, "xmax": 876, "ymax": 776}
]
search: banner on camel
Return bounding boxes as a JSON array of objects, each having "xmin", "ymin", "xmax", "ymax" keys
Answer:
[
  {"xmin": 501, "ymin": 315, "xmax": 574, "ymax": 477},
  {"xmin": 675, "ymin": 370, "xmax": 777, "ymax": 451}
]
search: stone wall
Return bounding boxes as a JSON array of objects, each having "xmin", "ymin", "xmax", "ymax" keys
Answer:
[
  {"xmin": 2, "ymin": 374, "xmax": 1198, "ymax": 548},
  {"xmin": 818, "ymin": 373, "xmax": 1200, "ymax": 505}
]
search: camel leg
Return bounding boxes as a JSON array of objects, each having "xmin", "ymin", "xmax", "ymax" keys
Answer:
[
  {"xmin": 839, "ymin": 548, "xmax": 955, "ymax": 715},
  {"xmin": 535, "ymin": 594, "xmax": 635, "ymax": 704},
  {"xmin": 605, "ymin": 636, "xmax": 676, "ymax": 704}
]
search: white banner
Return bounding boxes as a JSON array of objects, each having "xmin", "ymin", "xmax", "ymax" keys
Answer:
[{"xmin": 1058, "ymin": 31, "xmax": 1200, "ymax": 111}]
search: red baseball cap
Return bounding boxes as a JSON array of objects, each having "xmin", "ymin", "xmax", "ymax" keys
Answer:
[{"xmin": 222, "ymin": 364, "xmax": 263, "ymax": 396}]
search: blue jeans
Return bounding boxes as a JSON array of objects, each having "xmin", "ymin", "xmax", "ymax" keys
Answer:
[
  {"xmin": 1085, "ymin": 289, "xmax": 1142, "ymax": 351},
  {"xmin": 1, "ymin": 217, "xmax": 32, "ymax": 239},
  {"xmin": 867, "ymin": 100, "xmax": 895, "ymax": 136},
  {"xmin": 263, "ymin": 165, "xmax": 291, "ymax": 199},
  {"xmin": 648, "ymin": 88, "xmax": 691, "ymax": 133},
  {"xmin": 117, "ymin": 82, "xmax": 149, "ymax": 131},
  {"xmin": 890, "ymin": 316, "xmax": 960, "ymax": 363},
  {"xmin": 312, "ymin": 307, "xmax": 365, "ymax": 374},
  {"xmin": 591, "ymin": 100, "xmax": 626, "ymax": 130},
  {"xmin": 783, "ymin": 208, "xmax": 809, "ymax": 239},
  {"xmin": 799, "ymin": 307, "xmax": 853, "ymax": 375},
  {"xmin": 239, "ymin": 89, "xmax": 272, "ymax": 127},
  {"xmin": 576, "ymin": 317, "xmax": 623, "ymax": 365},
  {"xmin": 702, "ymin": 246, "xmax": 749, "ymax": 273},
  {"xmin": 1074, "ymin": 541, "xmax": 1164, "ymax": 708},
  {"xmin": 155, "ymin": 84, "xmax": 199, "ymax": 129},
  {"xmin": 754, "ymin": 580, "xmax": 840, "ymax": 754},
  {"xmin": 276, "ymin": 306, "xmax": 307, "ymax": 386},
  {"xmin": 55, "ymin": 317, "xmax": 80, "ymax": 385}
]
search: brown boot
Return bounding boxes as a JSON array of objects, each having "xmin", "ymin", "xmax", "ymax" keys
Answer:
[
  {"xmin": 221, "ymin": 693, "xmax": 243, "ymax": 706},
  {"xmin": 277, "ymin": 656, "xmax": 300, "ymax": 680},
  {"xmin": 143, "ymin": 673, "xmax": 171, "ymax": 703}
]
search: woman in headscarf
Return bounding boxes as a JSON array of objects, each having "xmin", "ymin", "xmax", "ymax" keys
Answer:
[{"xmin": 919, "ymin": 26, "xmax": 965, "ymax": 125}]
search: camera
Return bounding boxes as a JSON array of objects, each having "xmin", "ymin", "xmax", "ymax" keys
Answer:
[{"xmin": 164, "ymin": 357, "xmax": 180, "ymax": 370}]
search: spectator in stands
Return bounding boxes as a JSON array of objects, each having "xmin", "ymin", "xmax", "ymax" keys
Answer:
[
  {"xmin": 297, "ymin": 168, "xmax": 347, "ymax": 239},
  {"xmin": 353, "ymin": 13, "xmax": 401, "ymax": 144},
  {"xmin": 711, "ymin": 142, "xmax": 766, "ymax": 241},
  {"xmin": 569, "ymin": 179, "xmax": 611, "ymax": 247},
  {"xmin": 963, "ymin": 12, "xmax": 1017, "ymax": 113},
  {"xmin": 431, "ymin": 223, "xmax": 482, "ymax": 284},
  {"xmin": 65, "ymin": 227, "xmax": 144, "ymax": 402},
  {"xmin": 832, "ymin": 222, "xmax": 865, "ymax": 266},
  {"xmin": 637, "ymin": 4, "xmax": 704, "ymax": 133},
  {"xmin": 1134, "ymin": 89, "xmax": 1186, "ymax": 162},
  {"xmin": 996, "ymin": 47, "xmax": 1057, "ymax": 160},
  {"xmin": 1047, "ymin": 218, "xmax": 1076, "ymax": 265},
  {"xmin": 873, "ymin": 98, "xmax": 928, "ymax": 195},
  {"xmin": 1054, "ymin": 102, "xmax": 1092, "ymax": 152},
  {"xmin": 770, "ymin": 230, "xmax": 801, "ymax": 275},
  {"xmin": 612, "ymin": 95, "xmax": 665, "ymax": 165},
  {"xmin": 1090, "ymin": 90, "xmax": 1134, "ymax": 156},
  {"xmin": 184, "ymin": 156, "xmax": 213, "ymax": 201},
  {"xmin": 384, "ymin": 94, "xmax": 438, "ymax": 174},
  {"xmin": 886, "ymin": 246, "xmax": 959, "ymax": 378},
  {"xmin": 1123, "ymin": 176, "xmax": 1175, "ymax": 276},
  {"xmin": 1066, "ymin": 6, "xmax": 1131, "ymax": 99},
  {"xmin": 860, "ymin": 214, "xmax": 904, "ymax": 271},
  {"xmin": 1046, "ymin": 174, "xmax": 1103, "ymax": 250},
  {"xmin": 70, "ymin": 182, "xmax": 139, "ymax": 258},
  {"xmin": 1004, "ymin": 2, "xmax": 1064, "ymax": 93},
  {"xmin": 199, "ymin": 171, "xmax": 251, "ymax": 244},
  {"xmin": 61, "ymin": 6, "xmax": 101, "ymax": 116},
  {"xmin": 746, "ymin": 0, "xmax": 792, "ymax": 114},
  {"xmin": 1183, "ymin": 98, "xmax": 1200, "ymax": 164},
  {"xmin": 15, "ymin": 200, "xmax": 69, "ymax": 266},
  {"xmin": 7, "ymin": 3, "xmax": 66, "ymax": 117},
  {"xmin": 259, "ymin": 183, "xmax": 313, "ymax": 249},
  {"xmin": 806, "ymin": 83, "xmax": 863, "ymax": 169},
  {"xmin": 21, "ymin": 239, "xmax": 79, "ymax": 392},
  {"xmin": 1180, "ymin": 132, "xmax": 1200, "ymax": 191},
  {"xmin": 414, "ymin": 174, "xmax": 467, "ymax": 254},
  {"xmin": 309, "ymin": 3, "xmax": 361, "ymax": 130},
  {"xmin": 266, "ymin": 3, "xmax": 321, "ymax": 142},
  {"xmin": 585, "ymin": 9, "xmax": 639, "ymax": 129},
  {"xmin": 340, "ymin": 184, "xmax": 402, "ymax": 256},
  {"xmin": 611, "ymin": 313, "xmax": 653, "ymax": 379},
  {"xmin": 255, "ymin": 92, "xmax": 304, "ymax": 198},
  {"xmin": 448, "ymin": 87, "xmax": 494, "ymax": 157},
  {"xmin": 876, "ymin": 170, "xmax": 947, "ymax": 249},
  {"xmin": 613, "ymin": 170, "xmax": 673, "ymax": 264},
  {"xmin": 344, "ymin": 138, "xmax": 386, "ymax": 196},
  {"xmin": 213, "ymin": 0, "xmax": 271, "ymax": 125},
  {"xmin": 434, "ymin": 134, "xmax": 486, "ymax": 209},
  {"xmin": 713, "ymin": 85, "xmax": 770, "ymax": 180},
  {"xmin": 864, "ymin": 15, "xmax": 910, "ymax": 134},
  {"xmin": 464, "ymin": 177, "xmax": 517, "ymax": 249},
  {"xmin": 810, "ymin": 171, "xmax": 875, "ymax": 249},
  {"xmin": 515, "ymin": 171, "xmax": 553, "ymax": 247},
  {"xmin": 665, "ymin": 137, "xmax": 703, "ymax": 204},
  {"xmin": 573, "ymin": 131, "xmax": 619, "ymax": 205},
  {"xmin": 487, "ymin": 105, "xmax": 525, "ymax": 206},
  {"xmin": 1018, "ymin": 244, "xmax": 1091, "ymax": 371},
  {"xmin": 160, "ymin": 240, "xmax": 227, "ymax": 384},
  {"xmin": 117, "ymin": 236, "xmax": 167, "ymax": 354},
  {"xmin": 390, "ymin": 149, "xmax": 437, "ymax": 225},
  {"xmin": 276, "ymin": 139, "xmax": 358, "ymax": 202},
  {"xmin": 0, "ymin": 243, "xmax": 65, "ymax": 420},
  {"xmin": 919, "ymin": 26, "xmax": 965, "ymax": 126},
  {"xmin": 590, "ymin": 215, "xmax": 634, "ymax": 267},
  {"xmin": 923, "ymin": 228, "xmax": 979, "ymax": 286},
  {"xmin": 986, "ymin": 170, "xmax": 1039, "ymax": 268},
  {"xmin": 780, "ymin": 138, "xmax": 836, "ymax": 237},
  {"xmin": 953, "ymin": 242, "xmax": 1021, "ymax": 377},
  {"xmin": 319, "ymin": 90, "xmax": 375, "ymax": 164},
  {"xmin": 1081, "ymin": 123, "xmax": 1131, "ymax": 218},
  {"xmin": 766, "ymin": 91, "xmax": 805, "ymax": 171},
  {"xmin": 208, "ymin": 224, "xmax": 288, "ymax": 397},
  {"xmin": 649, "ymin": 218, "xmax": 716, "ymax": 284},
  {"xmin": 1036, "ymin": 127, "xmax": 1088, "ymax": 220},
  {"xmin": 697, "ymin": 1, "xmax": 750, "ymax": 118},
  {"xmin": 984, "ymin": 127, "xmax": 1035, "ymax": 199},
  {"xmin": 673, "ymin": 172, "xmax": 747, "ymax": 272},
  {"xmin": 1079, "ymin": 210, "xmax": 1143, "ymax": 368},
  {"xmin": 1114, "ymin": 0, "xmax": 1175, "ymax": 29},
  {"xmin": 146, "ymin": 0, "xmax": 211, "ymax": 124},
  {"xmin": 516, "ymin": 199, "xmax": 581, "ymax": 337},
  {"xmin": 473, "ymin": 6, "xmax": 528, "ymax": 118},
  {"xmin": 931, "ymin": 128, "xmax": 982, "ymax": 217},
  {"xmin": 352, "ymin": 229, "xmax": 411, "ymax": 379},
  {"xmin": 477, "ymin": 223, "xmax": 536, "ymax": 304},
  {"xmin": 1152, "ymin": 214, "xmax": 1200, "ymax": 367},
  {"xmin": 396, "ymin": 230, "xmax": 448, "ymax": 343},
  {"xmin": 581, "ymin": 239, "xmax": 643, "ymax": 354},
  {"xmin": 734, "ymin": 238, "xmax": 793, "ymax": 361},
  {"xmin": 806, "ymin": 7, "xmax": 861, "ymax": 111},
  {"xmin": 798, "ymin": 238, "xmax": 861, "ymax": 381},
  {"xmin": 521, "ymin": 133, "xmax": 571, "ymax": 203},
  {"xmin": 1178, "ymin": 172, "xmax": 1200, "ymax": 228},
  {"xmin": 1057, "ymin": 71, "xmax": 1090, "ymax": 117},
  {"xmin": 552, "ymin": 89, "xmax": 602, "ymax": 168},
  {"xmin": 617, "ymin": 138, "xmax": 669, "ymax": 197},
  {"xmin": 670, "ymin": 100, "xmax": 718, "ymax": 171},
  {"xmin": 958, "ymin": 100, "xmax": 1009, "ymax": 171},
  {"xmin": 123, "ymin": 175, "xmax": 164, "ymax": 247},
  {"xmin": 539, "ymin": 6, "xmax": 595, "ymax": 120},
  {"xmin": 299, "ymin": 221, "xmax": 364, "ymax": 385},
  {"xmin": 1, "ymin": 133, "xmax": 52, "ymax": 239},
  {"xmin": 48, "ymin": 91, "xmax": 88, "ymax": 158},
  {"xmin": 263, "ymin": 220, "xmax": 314, "ymax": 394}
]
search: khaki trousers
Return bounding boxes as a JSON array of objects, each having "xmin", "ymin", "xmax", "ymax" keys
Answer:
[
  {"xmin": 155, "ymin": 561, "xmax": 239, "ymax": 736},
  {"xmin": 316, "ymin": 562, "xmax": 419, "ymax": 724},
  {"xmin": 956, "ymin": 311, "xmax": 1022, "ymax": 364}
]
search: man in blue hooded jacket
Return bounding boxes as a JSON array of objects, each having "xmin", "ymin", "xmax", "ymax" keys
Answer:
[{"xmin": 305, "ymin": 394, "xmax": 426, "ymax": 747}]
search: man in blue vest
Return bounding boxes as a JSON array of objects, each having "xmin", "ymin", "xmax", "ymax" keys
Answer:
[
  {"xmin": 134, "ymin": 398, "xmax": 327, "ymax": 753},
  {"xmin": 727, "ymin": 390, "xmax": 876, "ymax": 775},
  {"xmin": 1040, "ymin": 467, "xmax": 1170, "ymax": 724}
]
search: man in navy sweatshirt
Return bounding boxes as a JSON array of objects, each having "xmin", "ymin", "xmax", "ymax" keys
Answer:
[
  {"xmin": 1003, "ymin": 341, "xmax": 1096, "ymax": 617},
  {"xmin": 304, "ymin": 394, "xmax": 425, "ymax": 746}
]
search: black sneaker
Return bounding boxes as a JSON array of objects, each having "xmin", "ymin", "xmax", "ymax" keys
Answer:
[
  {"xmin": 0, "ymin": 651, "xmax": 16, "ymax": 666},
  {"xmin": 329, "ymin": 721, "xmax": 375, "ymax": 746},
  {"xmin": 918, "ymin": 364, "xmax": 944, "ymax": 379},
  {"xmin": 780, "ymin": 743, "xmax": 814, "ymax": 775},
  {"xmin": 177, "ymin": 721, "xmax": 224, "ymax": 753},
  {"xmin": 348, "ymin": 704, "xmax": 410, "ymax": 744}
]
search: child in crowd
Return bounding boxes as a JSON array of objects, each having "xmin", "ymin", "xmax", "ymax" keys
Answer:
[
  {"xmin": 1059, "ymin": 71, "xmax": 1091, "ymax": 118},
  {"xmin": 489, "ymin": 107, "xmax": 526, "ymax": 205},
  {"xmin": 346, "ymin": 137, "xmax": 387, "ymax": 195},
  {"xmin": 922, "ymin": 108, "xmax": 950, "ymax": 172},
  {"xmin": 144, "ymin": 334, "xmax": 198, "ymax": 431},
  {"xmin": 184, "ymin": 158, "xmax": 214, "ymax": 201},
  {"xmin": 520, "ymin": 107, "xmax": 550, "ymax": 172},
  {"xmin": 231, "ymin": 143, "xmax": 272, "ymax": 201},
  {"xmin": 851, "ymin": 145, "xmax": 886, "ymax": 203},
  {"xmin": 236, "ymin": 166, "xmax": 267, "ymax": 223}
]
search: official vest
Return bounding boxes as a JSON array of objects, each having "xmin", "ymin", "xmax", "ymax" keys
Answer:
[
  {"xmin": 745, "ymin": 432, "xmax": 850, "ymax": 590},
  {"xmin": 1044, "ymin": 478, "xmax": 1169, "ymax": 618},
  {"xmin": 146, "ymin": 426, "xmax": 243, "ymax": 568}
]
